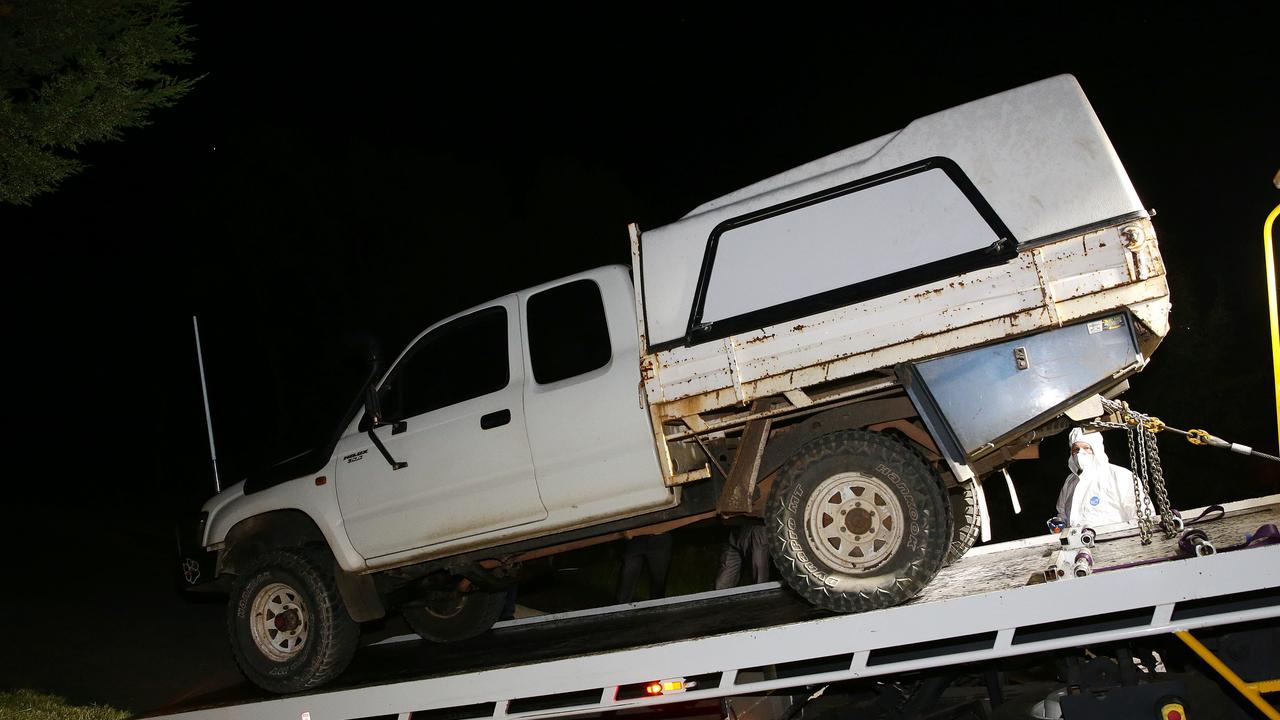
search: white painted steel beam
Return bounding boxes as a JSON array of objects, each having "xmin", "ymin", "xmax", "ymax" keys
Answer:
[{"xmin": 150, "ymin": 544, "xmax": 1279, "ymax": 720}]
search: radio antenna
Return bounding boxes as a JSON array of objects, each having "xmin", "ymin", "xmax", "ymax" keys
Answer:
[{"xmin": 193, "ymin": 315, "xmax": 222, "ymax": 493}]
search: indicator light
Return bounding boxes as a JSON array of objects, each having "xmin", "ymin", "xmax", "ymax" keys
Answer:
[{"xmin": 643, "ymin": 678, "xmax": 691, "ymax": 696}]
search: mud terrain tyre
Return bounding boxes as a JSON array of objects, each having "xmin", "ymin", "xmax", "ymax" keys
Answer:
[
  {"xmin": 404, "ymin": 589, "xmax": 506, "ymax": 642},
  {"xmin": 945, "ymin": 480, "xmax": 981, "ymax": 565},
  {"xmin": 228, "ymin": 547, "xmax": 360, "ymax": 694},
  {"xmin": 766, "ymin": 429, "xmax": 949, "ymax": 613}
]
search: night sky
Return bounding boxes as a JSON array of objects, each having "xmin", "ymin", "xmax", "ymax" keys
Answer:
[{"xmin": 2, "ymin": 3, "xmax": 1278, "ymax": 712}]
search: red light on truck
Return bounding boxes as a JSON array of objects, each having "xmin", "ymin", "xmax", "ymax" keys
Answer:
[{"xmin": 643, "ymin": 678, "xmax": 690, "ymax": 696}]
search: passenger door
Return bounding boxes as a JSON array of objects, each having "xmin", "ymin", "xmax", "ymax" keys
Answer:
[
  {"xmin": 335, "ymin": 298, "xmax": 547, "ymax": 560},
  {"xmin": 519, "ymin": 269, "xmax": 673, "ymax": 526}
]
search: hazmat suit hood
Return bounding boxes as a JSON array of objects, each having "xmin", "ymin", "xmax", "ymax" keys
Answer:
[{"xmin": 1067, "ymin": 428, "xmax": 1109, "ymax": 475}]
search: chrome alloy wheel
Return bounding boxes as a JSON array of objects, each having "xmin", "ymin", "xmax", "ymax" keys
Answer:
[
  {"xmin": 805, "ymin": 472, "xmax": 906, "ymax": 573},
  {"xmin": 249, "ymin": 581, "xmax": 309, "ymax": 661}
]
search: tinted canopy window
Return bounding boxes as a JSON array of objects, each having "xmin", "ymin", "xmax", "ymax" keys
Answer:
[
  {"xmin": 379, "ymin": 307, "xmax": 509, "ymax": 422},
  {"xmin": 527, "ymin": 279, "xmax": 611, "ymax": 384}
]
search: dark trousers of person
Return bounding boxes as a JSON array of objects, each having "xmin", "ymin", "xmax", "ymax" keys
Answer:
[
  {"xmin": 615, "ymin": 533, "xmax": 673, "ymax": 604},
  {"xmin": 714, "ymin": 523, "xmax": 771, "ymax": 590}
]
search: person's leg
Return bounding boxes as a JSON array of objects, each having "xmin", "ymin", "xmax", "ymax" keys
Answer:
[
  {"xmin": 499, "ymin": 588, "xmax": 517, "ymax": 621},
  {"xmin": 746, "ymin": 525, "xmax": 771, "ymax": 583},
  {"xmin": 646, "ymin": 534, "xmax": 674, "ymax": 599},
  {"xmin": 714, "ymin": 539, "xmax": 743, "ymax": 590},
  {"xmin": 616, "ymin": 553, "xmax": 643, "ymax": 604}
]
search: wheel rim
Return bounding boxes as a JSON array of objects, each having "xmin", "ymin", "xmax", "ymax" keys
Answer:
[
  {"xmin": 423, "ymin": 592, "xmax": 467, "ymax": 619},
  {"xmin": 249, "ymin": 581, "xmax": 309, "ymax": 661},
  {"xmin": 805, "ymin": 472, "xmax": 906, "ymax": 573}
]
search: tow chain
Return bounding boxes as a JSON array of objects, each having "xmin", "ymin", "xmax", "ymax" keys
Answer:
[{"xmin": 1096, "ymin": 400, "xmax": 1179, "ymax": 544}]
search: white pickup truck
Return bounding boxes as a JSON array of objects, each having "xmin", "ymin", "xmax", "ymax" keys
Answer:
[{"xmin": 178, "ymin": 75, "xmax": 1171, "ymax": 693}]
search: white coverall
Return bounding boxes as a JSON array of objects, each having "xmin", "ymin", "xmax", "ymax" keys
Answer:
[{"xmin": 1055, "ymin": 428, "xmax": 1154, "ymax": 526}]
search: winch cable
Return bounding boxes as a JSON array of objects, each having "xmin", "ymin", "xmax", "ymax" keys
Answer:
[
  {"xmin": 1099, "ymin": 399, "xmax": 1280, "ymax": 463},
  {"xmin": 1166, "ymin": 425, "xmax": 1280, "ymax": 463},
  {"xmin": 1096, "ymin": 399, "xmax": 1279, "ymax": 545}
]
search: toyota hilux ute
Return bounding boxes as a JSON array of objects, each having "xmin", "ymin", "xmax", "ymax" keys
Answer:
[{"xmin": 177, "ymin": 75, "xmax": 1171, "ymax": 693}]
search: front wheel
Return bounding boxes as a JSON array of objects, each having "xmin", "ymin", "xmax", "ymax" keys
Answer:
[
  {"xmin": 766, "ymin": 429, "xmax": 949, "ymax": 613},
  {"xmin": 227, "ymin": 547, "xmax": 360, "ymax": 694}
]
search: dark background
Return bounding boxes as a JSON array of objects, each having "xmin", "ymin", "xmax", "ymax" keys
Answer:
[{"xmin": 1, "ymin": 3, "xmax": 1277, "ymax": 713}]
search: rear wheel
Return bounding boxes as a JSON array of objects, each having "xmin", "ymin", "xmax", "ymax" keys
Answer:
[
  {"xmin": 227, "ymin": 547, "xmax": 359, "ymax": 694},
  {"xmin": 404, "ymin": 588, "xmax": 506, "ymax": 642},
  {"xmin": 766, "ymin": 429, "xmax": 949, "ymax": 613},
  {"xmin": 945, "ymin": 480, "xmax": 981, "ymax": 565}
]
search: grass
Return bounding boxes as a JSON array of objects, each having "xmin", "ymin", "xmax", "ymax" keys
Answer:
[{"xmin": 0, "ymin": 690, "xmax": 129, "ymax": 720}]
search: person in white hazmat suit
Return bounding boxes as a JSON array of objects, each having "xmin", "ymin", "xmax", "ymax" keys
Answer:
[{"xmin": 1055, "ymin": 428, "xmax": 1155, "ymax": 526}]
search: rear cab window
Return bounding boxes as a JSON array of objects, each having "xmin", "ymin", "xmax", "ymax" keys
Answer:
[{"xmin": 526, "ymin": 279, "xmax": 611, "ymax": 384}]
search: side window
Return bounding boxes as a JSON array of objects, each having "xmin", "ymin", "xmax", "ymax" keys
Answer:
[
  {"xmin": 527, "ymin": 279, "xmax": 612, "ymax": 384},
  {"xmin": 379, "ymin": 307, "xmax": 509, "ymax": 422}
]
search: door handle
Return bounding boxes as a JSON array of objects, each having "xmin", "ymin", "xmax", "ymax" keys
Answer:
[
  {"xmin": 391, "ymin": 420, "xmax": 407, "ymax": 435},
  {"xmin": 481, "ymin": 409, "xmax": 511, "ymax": 430}
]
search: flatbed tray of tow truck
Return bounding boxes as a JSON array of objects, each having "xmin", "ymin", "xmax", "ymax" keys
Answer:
[
  {"xmin": 145, "ymin": 495, "xmax": 1280, "ymax": 720},
  {"xmin": 917, "ymin": 494, "xmax": 1280, "ymax": 604}
]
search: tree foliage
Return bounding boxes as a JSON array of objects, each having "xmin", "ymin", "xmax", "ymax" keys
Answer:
[{"xmin": 0, "ymin": 0, "xmax": 199, "ymax": 205}]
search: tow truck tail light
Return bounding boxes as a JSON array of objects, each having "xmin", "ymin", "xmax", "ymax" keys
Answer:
[
  {"xmin": 617, "ymin": 674, "xmax": 718, "ymax": 701},
  {"xmin": 644, "ymin": 678, "xmax": 690, "ymax": 696}
]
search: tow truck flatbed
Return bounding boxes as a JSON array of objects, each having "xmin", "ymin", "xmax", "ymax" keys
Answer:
[{"xmin": 146, "ymin": 496, "xmax": 1280, "ymax": 720}]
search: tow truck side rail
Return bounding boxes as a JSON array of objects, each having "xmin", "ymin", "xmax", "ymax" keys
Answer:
[{"xmin": 151, "ymin": 542, "xmax": 1280, "ymax": 720}]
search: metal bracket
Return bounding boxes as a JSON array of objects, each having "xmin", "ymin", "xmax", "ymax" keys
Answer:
[
  {"xmin": 1030, "ymin": 247, "xmax": 1062, "ymax": 327},
  {"xmin": 716, "ymin": 401, "xmax": 772, "ymax": 515}
]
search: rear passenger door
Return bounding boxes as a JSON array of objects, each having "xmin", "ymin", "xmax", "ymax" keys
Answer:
[
  {"xmin": 519, "ymin": 270, "xmax": 673, "ymax": 526},
  {"xmin": 335, "ymin": 298, "xmax": 547, "ymax": 560}
]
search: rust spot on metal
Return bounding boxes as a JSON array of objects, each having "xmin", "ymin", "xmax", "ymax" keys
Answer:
[
  {"xmin": 639, "ymin": 356, "xmax": 657, "ymax": 382},
  {"xmin": 744, "ymin": 332, "xmax": 775, "ymax": 345},
  {"xmin": 792, "ymin": 324, "xmax": 808, "ymax": 332},
  {"xmin": 1082, "ymin": 237, "xmax": 1089, "ymax": 255},
  {"xmin": 913, "ymin": 286, "xmax": 945, "ymax": 300}
]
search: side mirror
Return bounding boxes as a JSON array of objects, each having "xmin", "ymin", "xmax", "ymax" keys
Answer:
[
  {"xmin": 363, "ymin": 380, "xmax": 406, "ymax": 471},
  {"xmin": 364, "ymin": 384, "xmax": 383, "ymax": 428},
  {"xmin": 360, "ymin": 337, "xmax": 386, "ymax": 428}
]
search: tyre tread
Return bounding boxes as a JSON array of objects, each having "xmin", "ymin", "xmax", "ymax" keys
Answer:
[
  {"xmin": 227, "ymin": 546, "xmax": 359, "ymax": 694},
  {"xmin": 765, "ymin": 429, "xmax": 949, "ymax": 614}
]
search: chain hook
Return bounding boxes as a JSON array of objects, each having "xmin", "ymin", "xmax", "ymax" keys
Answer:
[{"xmin": 1187, "ymin": 429, "xmax": 1211, "ymax": 446}]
